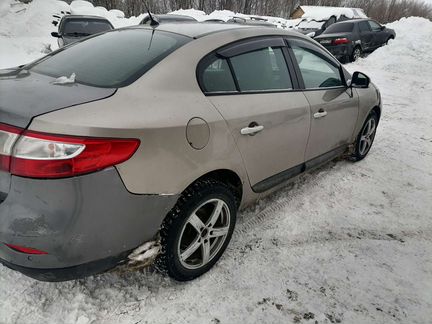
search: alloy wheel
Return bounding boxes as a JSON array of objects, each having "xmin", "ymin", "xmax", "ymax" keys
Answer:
[
  {"xmin": 359, "ymin": 117, "xmax": 376, "ymax": 156},
  {"xmin": 353, "ymin": 48, "xmax": 361, "ymax": 61},
  {"xmin": 177, "ymin": 198, "xmax": 231, "ymax": 270}
]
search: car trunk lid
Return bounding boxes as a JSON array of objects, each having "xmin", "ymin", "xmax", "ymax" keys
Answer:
[
  {"xmin": 315, "ymin": 33, "xmax": 351, "ymax": 46},
  {"xmin": 0, "ymin": 68, "xmax": 116, "ymax": 197}
]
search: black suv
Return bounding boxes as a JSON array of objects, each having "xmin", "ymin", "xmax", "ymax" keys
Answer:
[
  {"xmin": 314, "ymin": 19, "xmax": 396, "ymax": 63},
  {"xmin": 51, "ymin": 15, "xmax": 114, "ymax": 47}
]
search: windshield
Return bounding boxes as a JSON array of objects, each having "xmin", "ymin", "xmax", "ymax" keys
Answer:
[
  {"xmin": 63, "ymin": 19, "xmax": 113, "ymax": 36},
  {"xmin": 324, "ymin": 22, "xmax": 354, "ymax": 34},
  {"xmin": 30, "ymin": 29, "xmax": 190, "ymax": 88}
]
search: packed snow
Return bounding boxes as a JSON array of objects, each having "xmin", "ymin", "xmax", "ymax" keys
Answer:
[
  {"xmin": 0, "ymin": 1, "xmax": 432, "ymax": 323},
  {"xmin": 299, "ymin": 5, "xmax": 367, "ymax": 20}
]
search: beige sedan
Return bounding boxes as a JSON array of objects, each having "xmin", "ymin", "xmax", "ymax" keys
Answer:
[{"xmin": 0, "ymin": 22, "xmax": 381, "ymax": 281}]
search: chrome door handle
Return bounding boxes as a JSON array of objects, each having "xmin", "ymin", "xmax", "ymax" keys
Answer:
[
  {"xmin": 313, "ymin": 110, "xmax": 328, "ymax": 119},
  {"xmin": 240, "ymin": 125, "xmax": 264, "ymax": 136}
]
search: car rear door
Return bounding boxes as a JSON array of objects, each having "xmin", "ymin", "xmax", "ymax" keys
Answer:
[
  {"xmin": 198, "ymin": 37, "xmax": 311, "ymax": 192},
  {"xmin": 358, "ymin": 21, "xmax": 373, "ymax": 51},
  {"xmin": 287, "ymin": 38, "xmax": 359, "ymax": 164}
]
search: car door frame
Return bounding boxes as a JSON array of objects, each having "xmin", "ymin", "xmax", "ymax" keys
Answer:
[
  {"xmin": 283, "ymin": 35, "xmax": 359, "ymax": 170},
  {"xmin": 358, "ymin": 20, "xmax": 373, "ymax": 51},
  {"xmin": 368, "ymin": 20, "xmax": 386, "ymax": 49},
  {"xmin": 196, "ymin": 35, "xmax": 312, "ymax": 193}
]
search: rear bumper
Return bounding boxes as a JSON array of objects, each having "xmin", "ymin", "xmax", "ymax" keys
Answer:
[
  {"xmin": 0, "ymin": 168, "xmax": 179, "ymax": 281},
  {"xmin": 0, "ymin": 250, "xmax": 128, "ymax": 282},
  {"xmin": 323, "ymin": 44, "xmax": 354, "ymax": 59}
]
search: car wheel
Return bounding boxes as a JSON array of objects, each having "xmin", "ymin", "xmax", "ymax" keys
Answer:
[
  {"xmin": 156, "ymin": 179, "xmax": 237, "ymax": 281},
  {"xmin": 351, "ymin": 111, "xmax": 378, "ymax": 161},
  {"xmin": 386, "ymin": 37, "xmax": 394, "ymax": 45},
  {"xmin": 351, "ymin": 46, "xmax": 362, "ymax": 62}
]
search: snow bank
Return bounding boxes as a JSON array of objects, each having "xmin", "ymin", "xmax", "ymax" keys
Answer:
[
  {"xmin": 348, "ymin": 17, "xmax": 432, "ymax": 76},
  {"xmin": 300, "ymin": 5, "xmax": 367, "ymax": 20},
  {"xmin": 0, "ymin": 0, "xmax": 143, "ymax": 69},
  {"xmin": 169, "ymin": 8, "xmax": 294, "ymax": 28}
]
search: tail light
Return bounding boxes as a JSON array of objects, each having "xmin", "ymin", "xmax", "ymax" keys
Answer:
[
  {"xmin": 332, "ymin": 38, "xmax": 350, "ymax": 45},
  {"xmin": 5, "ymin": 243, "xmax": 48, "ymax": 255},
  {"xmin": 0, "ymin": 123, "xmax": 140, "ymax": 179}
]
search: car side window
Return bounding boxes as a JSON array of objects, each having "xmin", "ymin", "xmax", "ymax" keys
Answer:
[
  {"xmin": 291, "ymin": 45, "xmax": 343, "ymax": 89},
  {"xmin": 368, "ymin": 21, "xmax": 382, "ymax": 32},
  {"xmin": 359, "ymin": 21, "xmax": 371, "ymax": 33},
  {"xmin": 230, "ymin": 47, "xmax": 292, "ymax": 91},
  {"xmin": 200, "ymin": 56, "xmax": 237, "ymax": 93}
]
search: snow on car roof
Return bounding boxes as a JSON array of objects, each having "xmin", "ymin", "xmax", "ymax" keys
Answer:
[{"xmin": 300, "ymin": 6, "xmax": 367, "ymax": 21}]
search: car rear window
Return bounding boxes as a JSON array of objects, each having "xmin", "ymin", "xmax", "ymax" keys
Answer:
[
  {"xmin": 324, "ymin": 22, "xmax": 354, "ymax": 33},
  {"xmin": 63, "ymin": 19, "xmax": 113, "ymax": 35},
  {"xmin": 30, "ymin": 29, "xmax": 190, "ymax": 88}
]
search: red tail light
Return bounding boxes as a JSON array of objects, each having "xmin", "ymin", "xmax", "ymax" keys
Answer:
[
  {"xmin": 332, "ymin": 38, "xmax": 350, "ymax": 45},
  {"xmin": 5, "ymin": 243, "xmax": 48, "ymax": 255},
  {"xmin": 0, "ymin": 123, "xmax": 140, "ymax": 179}
]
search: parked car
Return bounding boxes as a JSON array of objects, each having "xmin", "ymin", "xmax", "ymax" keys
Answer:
[
  {"xmin": 140, "ymin": 14, "xmax": 197, "ymax": 25},
  {"xmin": 51, "ymin": 15, "xmax": 114, "ymax": 47},
  {"xmin": 314, "ymin": 19, "xmax": 396, "ymax": 62},
  {"xmin": 0, "ymin": 23, "xmax": 381, "ymax": 282},
  {"xmin": 294, "ymin": 15, "xmax": 340, "ymax": 38}
]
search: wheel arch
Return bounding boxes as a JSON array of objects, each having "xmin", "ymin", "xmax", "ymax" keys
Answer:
[{"xmin": 188, "ymin": 169, "xmax": 243, "ymax": 207}]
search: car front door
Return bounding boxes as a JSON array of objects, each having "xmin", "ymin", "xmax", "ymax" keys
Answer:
[
  {"xmin": 198, "ymin": 38, "xmax": 311, "ymax": 192},
  {"xmin": 358, "ymin": 21, "xmax": 373, "ymax": 51},
  {"xmin": 368, "ymin": 20, "xmax": 386, "ymax": 48},
  {"xmin": 288, "ymin": 38, "xmax": 359, "ymax": 164}
]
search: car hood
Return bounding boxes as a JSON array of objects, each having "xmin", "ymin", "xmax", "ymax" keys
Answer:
[{"xmin": 0, "ymin": 68, "xmax": 116, "ymax": 128}]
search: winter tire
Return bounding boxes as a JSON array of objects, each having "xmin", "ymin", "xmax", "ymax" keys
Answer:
[
  {"xmin": 351, "ymin": 111, "xmax": 378, "ymax": 161},
  {"xmin": 156, "ymin": 179, "xmax": 237, "ymax": 281},
  {"xmin": 351, "ymin": 46, "xmax": 362, "ymax": 62}
]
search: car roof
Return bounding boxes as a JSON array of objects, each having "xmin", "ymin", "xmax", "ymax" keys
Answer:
[
  {"xmin": 154, "ymin": 14, "xmax": 197, "ymax": 20},
  {"xmin": 339, "ymin": 18, "xmax": 370, "ymax": 24},
  {"xmin": 62, "ymin": 15, "xmax": 111, "ymax": 21},
  {"xmin": 133, "ymin": 22, "xmax": 293, "ymax": 38}
]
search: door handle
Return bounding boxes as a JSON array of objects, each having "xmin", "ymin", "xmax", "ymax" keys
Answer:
[
  {"xmin": 240, "ymin": 125, "xmax": 264, "ymax": 136},
  {"xmin": 313, "ymin": 110, "xmax": 328, "ymax": 119}
]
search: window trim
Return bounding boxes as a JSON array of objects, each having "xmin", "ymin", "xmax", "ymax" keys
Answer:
[
  {"xmin": 196, "ymin": 36, "xmax": 301, "ymax": 96},
  {"xmin": 285, "ymin": 37, "xmax": 348, "ymax": 91}
]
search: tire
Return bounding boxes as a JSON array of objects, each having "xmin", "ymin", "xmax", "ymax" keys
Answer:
[
  {"xmin": 156, "ymin": 179, "xmax": 237, "ymax": 281},
  {"xmin": 386, "ymin": 37, "xmax": 394, "ymax": 45},
  {"xmin": 351, "ymin": 46, "xmax": 362, "ymax": 62},
  {"xmin": 351, "ymin": 111, "xmax": 378, "ymax": 161}
]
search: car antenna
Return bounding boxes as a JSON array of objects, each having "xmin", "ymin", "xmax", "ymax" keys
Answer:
[{"xmin": 144, "ymin": 2, "xmax": 159, "ymax": 27}]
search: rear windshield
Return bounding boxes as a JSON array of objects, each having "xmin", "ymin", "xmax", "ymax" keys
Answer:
[
  {"xmin": 30, "ymin": 29, "xmax": 190, "ymax": 88},
  {"xmin": 63, "ymin": 19, "xmax": 113, "ymax": 36},
  {"xmin": 324, "ymin": 22, "xmax": 354, "ymax": 33}
]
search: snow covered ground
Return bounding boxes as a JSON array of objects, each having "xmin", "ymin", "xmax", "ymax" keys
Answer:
[{"xmin": 1, "ymin": 1, "xmax": 432, "ymax": 322}]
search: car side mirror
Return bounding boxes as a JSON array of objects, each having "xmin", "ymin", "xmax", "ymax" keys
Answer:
[
  {"xmin": 51, "ymin": 31, "xmax": 60, "ymax": 38},
  {"xmin": 380, "ymin": 25, "xmax": 385, "ymax": 30},
  {"xmin": 351, "ymin": 71, "xmax": 370, "ymax": 88}
]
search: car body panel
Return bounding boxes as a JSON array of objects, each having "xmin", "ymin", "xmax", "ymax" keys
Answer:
[
  {"xmin": 0, "ymin": 24, "xmax": 382, "ymax": 280},
  {"xmin": 207, "ymin": 92, "xmax": 311, "ymax": 186},
  {"xmin": 0, "ymin": 168, "xmax": 178, "ymax": 270},
  {"xmin": 28, "ymin": 26, "xmax": 317, "ymax": 205},
  {"xmin": 303, "ymin": 88, "xmax": 359, "ymax": 160}
]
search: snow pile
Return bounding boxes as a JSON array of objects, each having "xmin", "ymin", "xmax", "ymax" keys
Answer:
[
  {"xmin": 169, "ymin": 8, "xmax": 294, "ymax": 28},
  {"xmin": 0, "ymin": 0, "xmax": 143, "ymax": 69},
  {"xmin": 349, "ymin": 17, "xmax": 432, "ymax": 76},
  {"xmin": 300, "ymin": 5, "xmax": 367, "ymax": 20}
]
